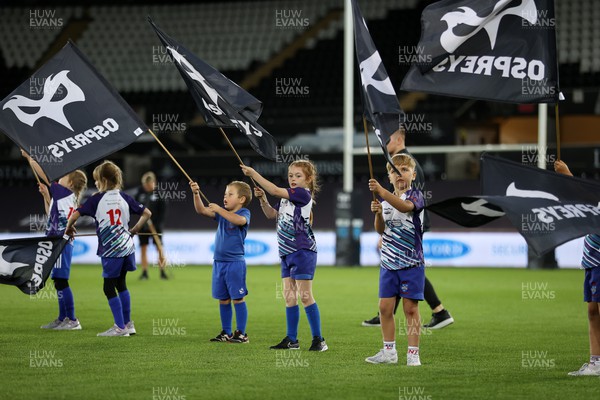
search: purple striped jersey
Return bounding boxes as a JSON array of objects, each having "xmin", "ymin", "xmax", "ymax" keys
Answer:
[
  {"xmin": 380, "ymin": 188, "xmax": 425, "ymax": 270},
  {"xmin": 582, "ymin": 234, "xmax": 600, "ymax": 269},
  {"xmin": 275, "ymin": 187, "xmax": 316, "ymax": 257},
  {"xmin": 77, "ymin": 189, "xmax": 145, "ymax": 258},
  {"xmin": 46, "ymin": 182, "xmax": 76, "ymax": 236}
]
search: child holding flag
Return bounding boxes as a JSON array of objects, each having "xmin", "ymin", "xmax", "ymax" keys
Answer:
[
  {"xmin": 189, "ymin": 180, "xmax": 252, "ymax": 343},
  {"xmin": 366, "ymin": 153, "xmax": 425, "ymax": 365},
  {"xmin": 241, "ymin": 160, "xmax": 328, "ymax": 352},
  {"xmin": 555, "ymin": 160, "xmax": 600, "ymax": 376},
  {"xmin": 22, "ymin": 150, "xmax": 87, "ymax": 330},
  {"xmin": 65, "ymin": 161, "xmax": 151, "ymax": 337}
]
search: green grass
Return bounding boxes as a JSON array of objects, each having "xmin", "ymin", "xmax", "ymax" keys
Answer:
[{"xmin": 0, "ymin": 265, "xmax": 597, "ymax": 400}]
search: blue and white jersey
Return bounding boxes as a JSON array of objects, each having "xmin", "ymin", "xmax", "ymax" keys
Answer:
[
  {"xmin": 77, "ymin": 189, "xmax": 145, "ymax": 258},
  {"xmin": 582, "ymin": 234, "xmax": 600, "ymax": 269},
  {"xmin": 380, "ymin": 188, "xmax": 425, "ymax": 270},
  {"xmin": 275, "ymin": 187, "xmax": 316, "ymax": 257},
  {"xmin": 46, "ymin": 183, "xmax": 76, "ymax": 236}
]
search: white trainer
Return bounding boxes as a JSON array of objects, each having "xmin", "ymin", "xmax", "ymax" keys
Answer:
[
  {"xmin": 365, "ymin": 349, "xmax": 398, "ymax": 364},
  {"xmin": 407, "ymin": 352, "xmax": 422, "ymax": 366},
  {"xmin": 97, "ymin": 324, "xmax": 130, "ymax": 337},
  {"xmin": 125, "ymin": 321, "xmax": 136, "ymax": 335},
  {"xmin": 40, "ymin": 319, "xmax": 63, "ymax": 329},
  {"xmin": 55, "ymin": 318, "xmax": 82, "ymax": 330},
  {"xmin": 568, "ymin": 362, "xmax": 600, "ymax": 376}
]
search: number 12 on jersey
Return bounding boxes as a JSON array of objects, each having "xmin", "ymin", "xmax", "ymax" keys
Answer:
[{"xmin": 107, "ymin": 209, "xmax": 122, "ymax": 225}]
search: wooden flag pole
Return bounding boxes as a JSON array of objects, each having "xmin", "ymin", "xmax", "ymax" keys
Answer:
[
  {"xmin": 146, "ymin": 219, "xmax": 167, "ymax": 269},
  {"xmin": 22, "ymin": 150, "xmax": 43, "ymax": 186},
  {"xmin": 219, "ymin": 127, "xmax": 245, "ymax": 165},
  {"xmin": 218, "ymin": 127, "xmax": 259, "ymax": 187},
  {"xmin": 555, "ymin": 103, "xmax": 561, "ymax": 161},
  {"xmin": 29, "ymin": 164, "xmax": 42, "ymax": 186},
  {"xmin": 147, "ymin": 129, "xmax": 210, "ymax": 203},
  {"xmin": 73, "ymin": 232, "xmax": 162, "ymax": 237},
  {"xmin": 362, "ymin": 117, "xmax": 377, "ymax": 201}
]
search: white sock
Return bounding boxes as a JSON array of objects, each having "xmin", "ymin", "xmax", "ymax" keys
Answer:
[
  {"xmin": 383, "ymin": 341, "xmax": 396, "ymax": 351},
  {"xmin": 407, "ymin": 346, "xmax": 419, "ymax": 356},
  {"xmin": 590, "ymin": 355, "xmax": 600, "ymax": 364}
]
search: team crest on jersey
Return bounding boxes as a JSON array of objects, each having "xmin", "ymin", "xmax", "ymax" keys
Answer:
[
  {"xmin": 239, "ymin": 288, "xmax": 244, "ymax": 294},
  {"xmin": 592, "ymin": 284, "xmax": 597, "ymax": 295},
  {"xmin": 401, "ymin": 283, "xmax": 409, "ymax": 292}
]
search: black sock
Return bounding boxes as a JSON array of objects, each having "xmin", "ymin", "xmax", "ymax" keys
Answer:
[{"xmin": 424, "ymin": 277, "xmax": 442, "ymax": 310}]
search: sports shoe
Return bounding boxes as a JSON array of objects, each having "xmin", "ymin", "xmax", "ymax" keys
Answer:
[
  {"xmin": 567, "ymin": 362, "xmax": 600, "ymax": 376},
  {"xmin": 97, "ymin": 324, "xmax": 130, "ymax": 337},
  {"xmin": 125, "ymin": 321, "xmax": 136, "ymax": 335},
  {"xmin": 407, "ymin": 351, "xmax": 422, "ymax": 366},
  {"xmin": 55, "ymin": 318, "xmax": 82, "ymax": 330},
  {"xmin": 365, "ymin": 349, "xmax": 398, "ymax": 364},
  {"xmin": 309, "ymin": 336, "xmax": 328, "ymax": 352},
  {"xmin": 270, "ymin": 336, "xmax": 300, "ymax": 350},
  {"xmin": 139, "ymin": 271, "xmax": 148, "ymax": 280},
  {"xmin": 362, "ymin": 314, "xmax": 381, "ymax": 327},
  {"xmin": 210, "ymin": 330, "xmax": 232, "ymax": 342},
  {"xmin": 423, "ymin": 309, "xmax": 454, "ymax": 329},
  {"xmin": 40, "ymin": 319, "xmax": 63, "ymax": 329},
  {"xmin": 229, "ymin": 330, "xmax": 249, "ymax": 343},
  {"xmin": 160, "ymin": 270, "xmax": 168, "ymax": 280}
]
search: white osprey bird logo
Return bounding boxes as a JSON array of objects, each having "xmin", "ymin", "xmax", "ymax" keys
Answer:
[
  {"xmin": 0, "ymin": 246, "xmax": 28, "ymax": 276},
  {"xmin": 359, "ymin": 51, "xmax": 396, "ymax": 97},
  {"xmin": 167, "ymin": 46, "xmax": 224, "ymax": 111},
  {"xmin": 440, "ymin": 0, "xmax": 538, "ymax": 53},
  {"xmin": 461, "ymin": 181, "xmax": 558, "ymax": 217},
  {"xmin": 2, "ymin": 70, "xmax": 85, "ymax": 131},
  {"xmin": 358, "ymin": 13, "xmax": 396, "ymax": 98}
]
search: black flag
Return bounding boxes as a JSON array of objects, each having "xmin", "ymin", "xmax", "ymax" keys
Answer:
[
  {"xmin": 427, "ymin": 154, "xmax": 600, "ymax": 255},
  {"xmin": 148, "ymin": 17, "xmax": 278, "ymax": 160},
  {"xmin": 401, "ymin": 0, "xmax": 559, "ymax": 103},
  {"xmin": 351, "ymin": 0, "xmax": 403, "ymax": 171},
  {"xmin": 0, "ymin": 42, "xmax": 146, "ymax": 182},
  {"xmin": 0, "ymin": 235, "xmax": 68, "ymax": 295}
]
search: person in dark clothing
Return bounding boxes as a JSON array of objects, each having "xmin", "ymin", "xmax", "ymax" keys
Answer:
[
  {"xmin": 362, "ymin": 128, "xmax": 454, "ymax": 329},
  {"xmin": 136, "ymin": 172, "xmax": 168, "ymax": 280}
]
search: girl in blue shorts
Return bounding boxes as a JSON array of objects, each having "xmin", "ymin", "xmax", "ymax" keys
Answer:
[
  {"xmin": 66, "ymin": 161, "xmax": 151, "ymax": 337},
  {"xmin": 556, "ymin": 160, "xmax": 600, "ymax": 376},
  {"xmin": 366, "ymin": 153, "xmax": 425, "ymax": 366},
  {"xmin": 242, "ymin": 160, "xmax": 327, "ymax": 351},
  {"xmin": 22, "ymin": 150, "xmax": 87, "ymax": 330}
]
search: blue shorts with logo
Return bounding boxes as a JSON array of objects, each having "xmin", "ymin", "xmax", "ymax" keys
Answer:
[
  {"xmin": 50, "ymin": 242, "xmax": 73, "ymax": 280},
  {"xmin": 212, "ymin": 260, "xmax": 248, "ymax": 300},
  {"xmin": 584, "ymin": 267, "xmax": 600, "ymax": 302},
  {"xmin": 281, "ymin": 250, "xmax": 317, "ymax": 280},
  {"xmin": 379, "ymin": 265, "xmax": 425, "ymax": 300},
  {"xmin": 101, "ymin": 253, "xmax": 137, "ymax": 279}
]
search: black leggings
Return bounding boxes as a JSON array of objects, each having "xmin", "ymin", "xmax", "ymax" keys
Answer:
[
  {"xmin": 394, "ymin": 277, "xmax": 442, "ymax": 313},
  {"xmin": 103, "ymin": 269, "xmax": 128, "ymax": 300}
]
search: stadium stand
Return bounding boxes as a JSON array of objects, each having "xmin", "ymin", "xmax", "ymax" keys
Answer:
[{"xmin": 0, "ymin": 0, "xmax": 599, "ymax": 232}]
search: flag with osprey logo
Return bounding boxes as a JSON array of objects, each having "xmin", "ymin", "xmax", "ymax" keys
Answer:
[
  {"xmin": 351, "ymin": 0, "xmax": 402, "ymax": 172},
  {"xmin": 401, "ymin": 0, "xmax": 559, "ymax": 103},
  {"xmin": 0, "ymin": 235, "xmax": 68, "ymax": 295},
  {"xmin": 148, "ymin": 17, "xmax": 278, "ymax": 160},
  {"xmin": 0, "ymin": 41, "xmax": 146, "ymax": 182},
  {"xmin": 427, "ymin": 154, "xmax": 600, "ymax": 255}
]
